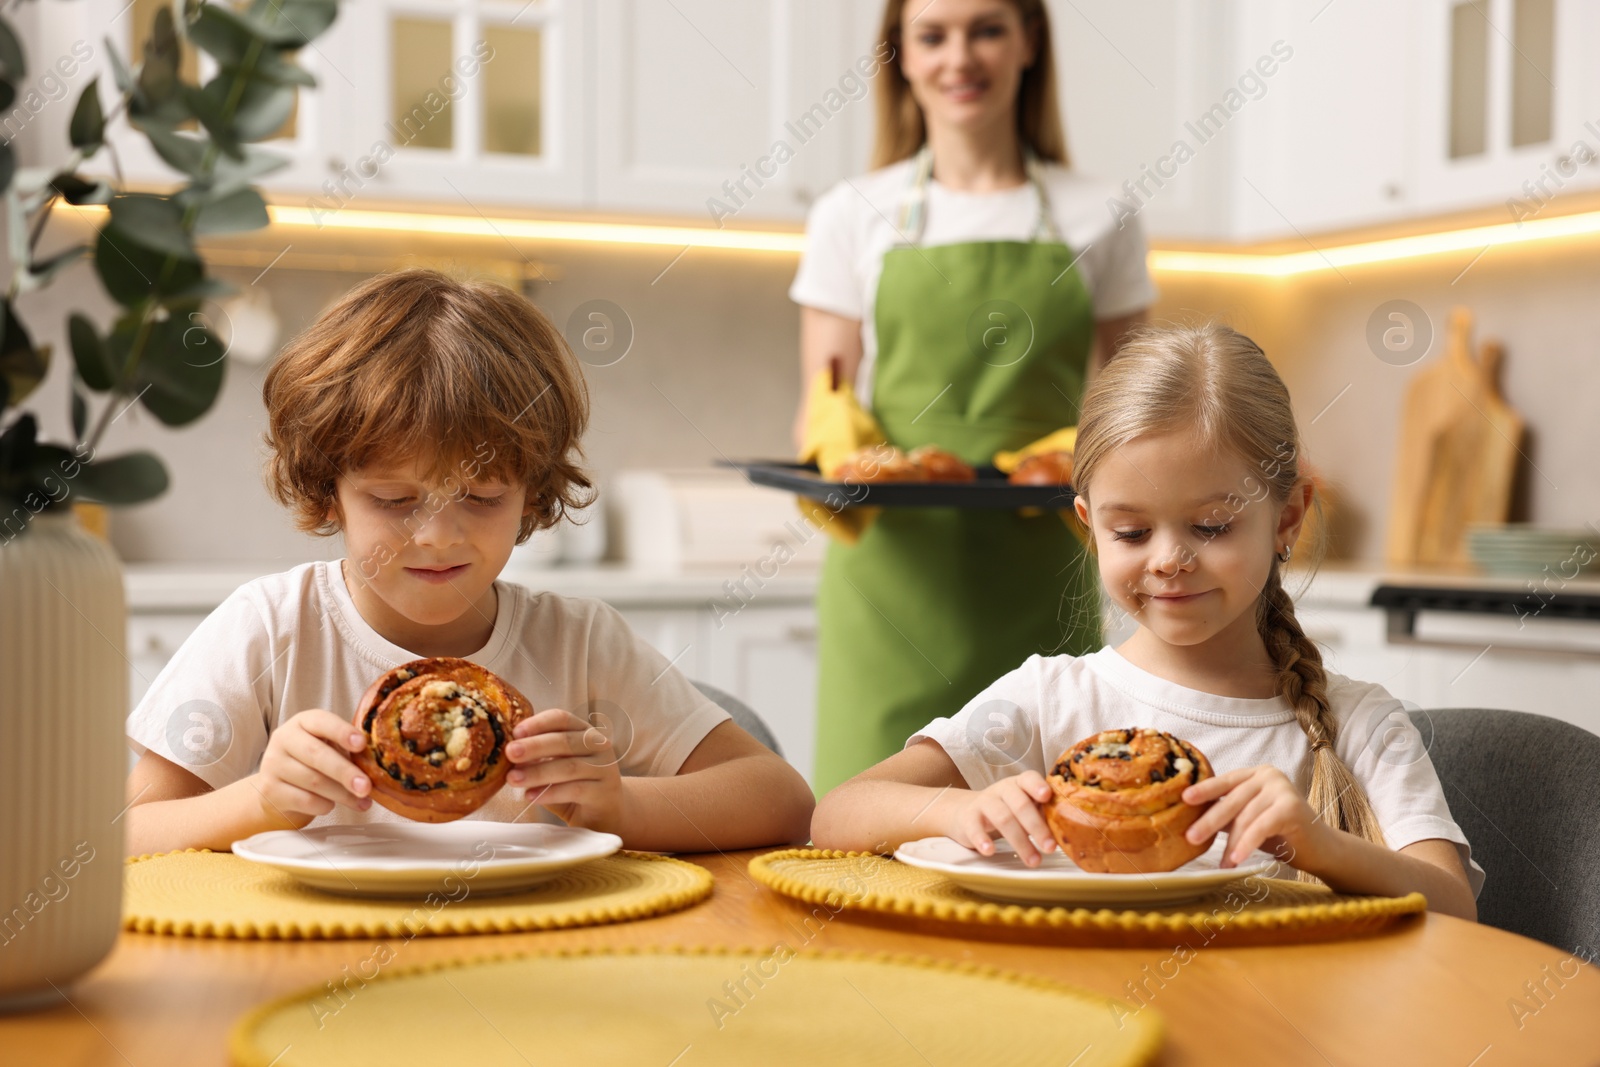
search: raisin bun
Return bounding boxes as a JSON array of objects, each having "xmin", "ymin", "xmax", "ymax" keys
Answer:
[
  {"xmin": 1007, "ymin": 451, "xmax": 1074, "ymax": 486},
  {"xmin": 352, "ymin": 657, "xmax": 534, "ymax": 823},
  {"xmin": 906, "ymin": 445, "xmax": 976, "ymax": 482},
  {"xmin": 1042, "ymin": 728, "xmax": 1216, "ymax": 874},
  {"xmin": 830, "ymin": 444, "xmax": 927, "ymax": 483}
]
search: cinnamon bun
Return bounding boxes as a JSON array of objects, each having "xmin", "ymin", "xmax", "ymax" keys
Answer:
[
  {"xmin": 352, "ymin": 657, "xmax": 533, "ymax": 823},
  {"xmin": 1043, "ymin": 728, "xmax": 1215, "ymax": 873}
]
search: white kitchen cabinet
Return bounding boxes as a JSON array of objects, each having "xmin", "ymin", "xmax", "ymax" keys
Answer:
[
  {"xmin": 592, "ymin": 0, "xmax": 881, "ymax": 221},
  {"xmin": 1410, "ymin": 0, "xmax": 1600, "ymax": 217},
  {"xmin": 701, "ymin": 603, "xmax": 819, "ymax": 785},
  {"xmin": 610, "ymin": 605, "xmax": 710, "ymax": 685},
  {"xmin": 326, "ymin": 0, "xmax": 591, "ymax": 208},
  {"xmin": 1227, "ymin": 0, "xmax": 1420, "ymax": 239},
  {"xmin": 125, "ymin": 612, "xmax": 210, "ymax": 713}
]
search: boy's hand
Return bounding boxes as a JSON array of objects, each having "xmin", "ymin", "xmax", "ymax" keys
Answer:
[
  {"xmin": 942, "ymin": 771, "xmax": 1057, "ymax": 868},
  {"xmin": 253, "ymin": 709, "xmax": 372, "ymax": 827},
  {"xmin": 1182, "ymin": 765, "xmax": 1335, "ymax": 870},
  {"xmin": 507, "ymin": 708, "xmax": 626, "ymax": 834}
]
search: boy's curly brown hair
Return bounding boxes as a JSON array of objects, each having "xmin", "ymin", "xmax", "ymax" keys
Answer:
[{"xmin": 262, "ymin": 268, "xmax": 591, "ymax": 543}]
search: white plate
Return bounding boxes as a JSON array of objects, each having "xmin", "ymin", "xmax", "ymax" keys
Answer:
[
  {"xmin": 894, "ymin": 836, "xmax": 1281, "ymax": 907},
  {"xmin": 232, "ymin": 822, "xmax": 623, "ymax": 898}
]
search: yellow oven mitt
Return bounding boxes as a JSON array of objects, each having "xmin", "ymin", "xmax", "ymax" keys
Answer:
[
  {"xmin": 992, "ymin": 426, "xmax": 1089, "ymax": 546},
  {"xmin": 797, "ymin": 367, "xmax": 886, "ymax": 545}
]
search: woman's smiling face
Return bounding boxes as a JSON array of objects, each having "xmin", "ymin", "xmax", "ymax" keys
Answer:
[
  {"xmin": 899, "ymin": 0, "xmax": 1037, "ymax": 135},
  {"xmin": 1073, "ymin": 431, "xmax": 1308, "ymax": 653}
]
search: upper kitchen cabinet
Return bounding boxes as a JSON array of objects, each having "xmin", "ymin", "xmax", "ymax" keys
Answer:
[
  {"xmin": 329, "ymin": 0, "xmax": 591, "ymax": 208},
  {"xmin": 1061, "ymin": 0, "xmax": 1599, "ymax": 243},
  {"xmin": 1411, "ymin": 0, "xmax": 1600, "ymax": 215},
  {"xmin": 592, "ymin": 0, "xmax": 881, "ymax": 221}
]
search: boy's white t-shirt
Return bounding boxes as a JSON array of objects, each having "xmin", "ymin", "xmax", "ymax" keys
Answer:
[
  {"xmin": 911, "ymin": 646, "xmax": 1486, "ymax": 898},
  {"xmin": 125, "ymin": 561, "xmax": 730, "ymax": 828},
  {"xmin": 789, "ymin": 159, "xmax": 1158, "ymax": 408}
]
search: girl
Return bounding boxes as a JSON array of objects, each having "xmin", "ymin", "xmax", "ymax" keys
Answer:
[{"xmin": 812, "ymin": 324, "xmax": 1482, "ymax": 920}]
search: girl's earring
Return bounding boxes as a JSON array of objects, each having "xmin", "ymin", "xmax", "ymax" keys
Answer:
[{"xmin": 1277, "ymin": 545, "xmax": 1293, "ymax": 564}]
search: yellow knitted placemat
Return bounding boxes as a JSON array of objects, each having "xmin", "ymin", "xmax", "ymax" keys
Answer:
[
  {"xmin": 231, "ymin": 946, "xmax": 1162, "ymax": 1067},
  {"xmin": 124, "ymin": 849, "xmax": 712, "ymax": 939},
  {"xmin": 750, "ymin": 850, "xmax": 1427, "ymax": 945}
]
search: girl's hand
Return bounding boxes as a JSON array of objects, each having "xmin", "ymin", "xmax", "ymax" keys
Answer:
[
  {"xmin": 254, "ymin": 709, "xmax": 373, "ymax": 826},
  {"xmin": 942, "ymin": 771, "xmax": 1057, "ymax": 868},
  {"xmin": 508, "ymin": 708, "xmax": 626, "ymax": 834},
  {"xmin": 1182, "ymin": 765, "xmax": 1334, "ymax": 870}
]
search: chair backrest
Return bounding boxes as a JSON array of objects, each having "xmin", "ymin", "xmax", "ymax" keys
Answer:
[
  {"xmin": 1408, "ymin": 707, "xmax": 1600, "ymax": 953},
  {"xmin": 692, "ymin": 680, "xmax": 784, "ymax": 759}
]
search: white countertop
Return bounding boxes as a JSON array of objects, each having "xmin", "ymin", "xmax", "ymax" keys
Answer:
[{"xmin": 122, "ymin": 558, "xmax": 1587, "ymax": 615}]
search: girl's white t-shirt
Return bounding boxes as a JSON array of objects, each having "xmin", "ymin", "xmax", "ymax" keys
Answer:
[
  {"xmin": 124, "ymin": 560, "xmax": 730, "ymax": 828},
  {"xmin": 910, "ymin": 646, "xmax": 1486, "ymax": 898},
  {"xmin": 789, "ymin": 158, "xmax": 1158, "ymax": 407}
]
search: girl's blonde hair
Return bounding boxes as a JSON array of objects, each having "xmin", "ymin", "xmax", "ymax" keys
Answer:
[
  {"xmin": 870, "ymin": 0, "xmax": 1068, "ymax": 169},
  {"xmin": 1072, "ymin": 323, "xmax": 1386, "ymax": 852}
]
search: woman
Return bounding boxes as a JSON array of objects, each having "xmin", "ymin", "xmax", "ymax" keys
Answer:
[{"xmin": 790, "ymin": 0, "xmax": 1156, "ymax": 792}]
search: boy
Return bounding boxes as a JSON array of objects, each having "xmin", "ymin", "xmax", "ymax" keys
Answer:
[{"xmin": 125, "ymin": 269, "xmax": 814, "ymax": 854}]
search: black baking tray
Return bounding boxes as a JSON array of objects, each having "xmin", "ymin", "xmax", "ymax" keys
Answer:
[{"xmin": 720, "ymin": 460, "xmax": 1076, "ymax": 509}]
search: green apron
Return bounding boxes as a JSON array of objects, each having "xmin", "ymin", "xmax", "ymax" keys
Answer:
[{"xmin": 813, "ymin": 148, "xmax": 1103, "ymax": 793}]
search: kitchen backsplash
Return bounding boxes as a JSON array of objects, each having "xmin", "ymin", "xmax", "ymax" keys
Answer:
[{"xmin": 15, "ymin": 219, "xmax": 1600, "ymax": 565}]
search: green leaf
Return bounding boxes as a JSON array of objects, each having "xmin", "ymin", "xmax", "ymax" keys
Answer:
[
  {"xmin": 130, "ymin": 314, "xmax": 226, "ymax": 426},
  {"xmin": 69, "ymin": 314, "xmax": 118, "ymax": 391},
  {"xmin": 167, "ymin": 276, "xmax": 236, "ymax": 303},
  {"xmin": 0, "ymin": 81, "xmax": 15, "ymax": 114},
  {"xmin": 244, "ymin": 51, "xmax": 317, "ymax": 88},
  {"xmin": 186, "ymin": 5, "xmax": 257, "ymax": 66},
  {"xmin": 62, "ymin": 450, "xmax": 170, "ymax": 505},
  {"xmin": 196, "ymin": 72, "xmax": 294, "ymax": 143},
  {"xmin": 0, "ymin": 414, "xmax": 40, "ymax": 498},
  {"xmin": 138, "ymin": 6, "xmax": 181, "ymax": 105},
  {"xmin": 206, "ymin": 143, "xmax": 289, "ymax": 198},
  {"xmin": 94, "ymin": 227, "xmax": 203, "ymax": 307},
  {"xmin": 104, "ymin": 37, "xmax": 135, "ymax": 96},
  {"xmin": 243, "ymin": 0, "xmax": 339, "ymax": 47},
  {"xmin": 143, "ymin": 126, "xmax": 209, "ymax": 177},
  {"xmin": 0, "ymin": 17, "xmax": 26, "ymax": 82},
  {"xmin": 0, "ymin": 300, "xmax": 46, "ymax": 408},
  {"xmin": 70, "ymin": 389, "xmax": 86, "ymax": 440},
  {"xmin": 69, "ymin": 77, "xmax": 104, "ymax": 150},
  {"xmin": 178, "ymin": 84, "xmax": 242, "ymax": 159},
  {"xmin": 0, "ymin": 141, "xmax": 13, "ymax": 197},
  {"xmin": 192, "ymin": 187, "xmax": 269, "ymax": 235},
  {"xmin": 108, "ymin": 195, "xmax": 195, "ymax": 258},
  {"xmin": 50, "ymin": 172, "xmax": 112, "ymax": 205}
]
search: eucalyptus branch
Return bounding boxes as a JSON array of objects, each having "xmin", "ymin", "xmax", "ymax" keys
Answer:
[{"xmin": 82, "ymin": 34, "xmax": 272, "ymax": 455}]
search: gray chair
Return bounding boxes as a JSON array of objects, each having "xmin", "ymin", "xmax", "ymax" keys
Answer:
[
  {"xmin": 1408, "ymin": 707, "xmax": 1600, "ymax": 952},
  {"xmin": 693, "ymin": 680, "xmax": 783, "ymax": 758}
]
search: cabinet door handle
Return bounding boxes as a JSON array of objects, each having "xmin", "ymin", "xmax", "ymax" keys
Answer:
[{"xmin": 786, "ymin": 625, "xmax": 818, "ymax": 642}]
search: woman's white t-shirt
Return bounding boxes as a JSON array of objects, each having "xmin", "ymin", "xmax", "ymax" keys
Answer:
[
  {"xmin": 125, "ymin": 561, "xmax": 730, "ymax": 828},
  {"xmin": 910, "ymin": 646, "xmax": 1486, "ymax": 898},
  {"xmin": 789, "ymin": 158, "xmax": 1158, "ymax": 407}
]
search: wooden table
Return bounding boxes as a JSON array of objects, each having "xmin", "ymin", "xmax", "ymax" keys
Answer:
[{"xmin": 5, "ymin": 850, "xmax": 1597, "ymax": 1065}]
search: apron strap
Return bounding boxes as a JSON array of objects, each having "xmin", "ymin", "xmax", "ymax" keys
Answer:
[{"xmin": 896, "ymin": 144, "xmax": 1063, "ymax": 245}]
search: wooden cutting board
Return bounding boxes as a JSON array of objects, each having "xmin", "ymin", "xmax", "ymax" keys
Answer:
[{"xmin": 1385, "ymin": 308, "xmax": 1524, "ymax": 566}]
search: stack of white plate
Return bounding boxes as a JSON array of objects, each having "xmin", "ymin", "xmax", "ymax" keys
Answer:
[{"xmin": 1465, "ymin": 524, "xmax": 1599, "ymax": 577}]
